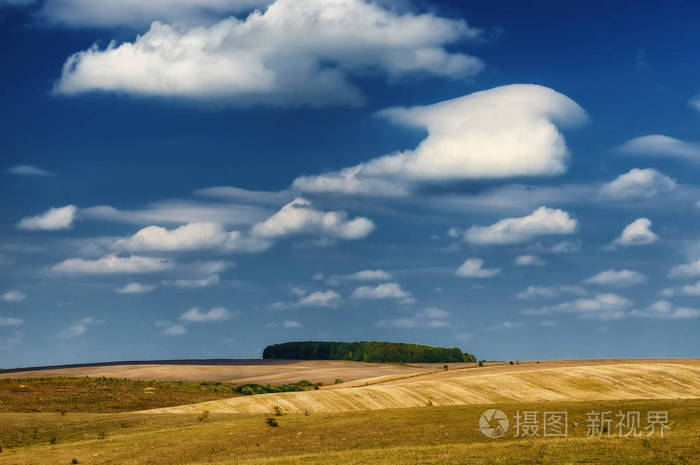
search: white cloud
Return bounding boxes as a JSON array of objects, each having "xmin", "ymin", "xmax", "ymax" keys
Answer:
[
  {"xmin": 617, "ymin": 135, "xmax": 700, "ymax": 162},
  {"xmin": 54, "ymin": 0, "xmax": 482, "ymax": 106},
  {"xmin": 464, "ymin": 207, "xmax": 577, "ymax": 245},
  {"xmin": 669, "ymin": 259, "xmax": 700, "ymax": 279},
  {"xmin": 456, "ymin": 258, "xmax": 500, "ymax": 278},
  {"xmin": 51, "ymin": 254, "xmax": 173, "ymax": 274},
  {"xmin": 352, "ymin": 282, "xmax": 410, "ymax": 300},
  {"xmin": 681, "ymin": 281, "xmax": 700, "ymax": 296},
  {"xmin": 376, "ymin": 307, "xmax": 449, "ymax": 328},
  {"xmin": 37, "ymin": 0, "xmax": 271, "ymax": 28},
  {"xmin": 164, "ymin": 274, "xmax": 220, "ymax": 288},
  {"xmin": 81, "ymin": 200, "xmax": 268, "ymax": 227},
  {"xmin": 1, "ymin": 290, "xmax": 26, "ymax": 302},
  {"xmin": 613, "ymin": 218, "xmax": 658, "ymax": 246},
  {"xmin": 0, "ymin": 316, "xmax": 23, "ymax": 327},
  {"xmin": 630, "ymin": 300, "xmax": 699, "ymax": 320},
  {"xmin": 17, "ymin": 205, "xmax": 78, "ymax": 230},
  {"xmin": 57, "ymin": 317, "xmax": 98, "ymax": 339},
  {"xmin": 5, "ymin": 164, "xmax": 54, "ymax": 176},
  {"xmin": 116, "ymin": 282, "xmax": 155, "ymax": 294},
  {"xmin": 179, "ymin": 306, "xmax": 232, "ymax": 322},
  {"xmin": 514, "ymin": 255, "xmax": 545, "ymax": 266},
  {"xmin": 114, "ymin": 222, "xmax": 271, "ymax": 253},
  {"xmin": 523, "ymin": 293, "xmax": 632, "ymax": 320},
  {"xmin": 343, "ymin": 270, "xmax": 392, "ymax": 281},
  {"xmin": 585, "ymin": 269, "xmax": 646, "ymax": 287},
  {"xmin": 294, "ymin": 85, "xmax": 586, "ymax": 195},
  {"xmin": 163, "ymin": 324, "xmax": 187, "ymax": 336},
  {"xmin": 599, "ymin": 168, "xmax": 675, "ymax": 200},
  {"xmin": 516, "ymin": 284, "xmax": 588, "ymax": 300},
  {"xmin": 517, "ymin": 286, "xmax": 559, "ymax": 300},
  {"xmin": 251, "ymin": 198, "xmax": 374, "ymax": 240},
  {"xmin": 690, "ymin": 95, "xmax": 700, "ymax": 112},
  {"xmin": 298, "ymin": 290, "xmax": 341, "ymax": 307},
  {"xmin": 282, "ymin": 320, "xmax": 301, "ymax": 328}
]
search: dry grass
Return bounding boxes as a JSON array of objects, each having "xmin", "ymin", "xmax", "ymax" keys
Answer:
[
  {"xmin": 147, "ymin": 360, "xmax": 700, "ymax": 414},
  {"xmin": 0, "ymin": 399, "xmax": 697, "ymax": 465},
  {"xmin": 0, "ymin": 360, "xmax": 454, "ymax": 385}
]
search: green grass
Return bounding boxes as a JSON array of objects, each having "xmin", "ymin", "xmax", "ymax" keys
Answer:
[
  {"xmin": 0, "ymin": 377, "xmax": 313, "ymax": 413},
  {"xmin": 0, "ymin": 399, "xmax": 697, "ymax": 464}
]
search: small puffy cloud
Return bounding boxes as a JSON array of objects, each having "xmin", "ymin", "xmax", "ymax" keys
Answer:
[
  {"xmin": 163, "ymin": 324, "xmax": 187, "ymax": 336},
  {"xmin": 294, "ymin": 85, "xmax": 586, "ymax": 194},
  {"xmin": 514, "ymin": 255, "xmax": 545, "ymax": 266},
  {"xmin": 352, "ymin": 282, "xmax": 410, "ymax": 300},
  {"xmin": 516, "ymin": 285, "xmax": 587, "ymax": 300},
  {"xmin": 345, "ymin": 270, "xmax": 392, "ymax": 281},
  {"xmin": 613, "ymin": 218, "xmax": 658, "ymax": 246},
  {"xmin": 547, "ymin": 240, "xmax": 581, "ymax": 254},
  {"xmin": 630, "ymin": 300, "xmax": 699, "ymax": 320},
  {"xmin": 517, "ymin": 286, "xmax": 559, "ymax": 300},
  {"xmin": 179, "ymin": 306, "xmax": 231, "ymax": 322},
  {"xmin": 465, "ymin": 207, "xmax": 577, "ymax": 245},
  {"xmin": 282, "ymin": 320, "xmax": 301, "ymax": 328},
  {"xmin": 54, "ymin": 0, "xmax": 482, "ymax": 106},
  {"xmin": 164, "ymin": 274, "xmax": 220, "ymax": 288},
  {"xmin": 690, "ymin": 95, "xmax": 700, "ymax": 112},
  {"xmin": 1, "ymin": 290, "xmax": 26, "ymax": 302},
  {"xmin": 57, "ymin": 317, "xmax": 98, "ymax": 339},
  {"xmin": 669, "ymin": 259, "xmax": 700, "ymax": 279},
  {"xmin": 5, "ymin": 164, "xmax": 54, "ymax": 176},
  {"xmin": 617, "ymin": 135, "xmax": 700, "ymax": 162},
  {"xmin": 456, "ymin": 258, "xmax": 500, "ymax": 278},
  {"xmin": 298, "ymin": 290, "xmax": 341, "ymax": 308},
  {"xmin": 251, "ymin": 198, "xmax": 374, "ymax": 240},
  {"xmin": 115, "ymin": 222, "xmax": 270, "ymax": 253},
  {"xmin": 585, "ymin": 269, "xmax": 646, "ymax": 287},
  {"xmin": 51, "ymin": 254, "xmax": 173, "ymax": 274},
  {"xmin": 115, "ymin": 282, "xmax": 155, "ymax": 294},
  {"xmin": 523, "ymin": 293, "xmax": 632, "ymax": 320},
  {"xmin": 681, "ymin": 281, "xmax": 700, "ymax": 296},
  {"xmin": 17, "ymin": 205, "xmax": 78, "ymax": 230},
  {"xmin": 377, "ymin": 307, "xmax": 449, "ymax": 328},
  {"xmin": 599, "ymin": 168, "xmax": 675, "ymax": 200},
  {"xmin": 0, "ymin": 316, "xmax": 23, "ymax": 327}
]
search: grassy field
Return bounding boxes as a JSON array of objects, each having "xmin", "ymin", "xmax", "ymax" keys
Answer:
[
  {"xmin": 0, "ymin": 399, "xmax": 698, "ymax": 464},
  {"xmin": 0, "ymin": 377, "xmax": 314, "ymax": 413},
  {"xmin": 0, "ymin": 359, "xmax": 698, "ymax": 464},
  {"xmin": 0, "ymin": 359, "xmax": 452, "ymax": 384},
  {"xmin": 149, "ymin": 360, "xmax": 700, "ymax": 414}
]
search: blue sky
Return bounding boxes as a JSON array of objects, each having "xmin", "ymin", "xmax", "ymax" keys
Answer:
[{"xmin": 1, "ymin": 0, "xmax": 699, "ymax": 367}]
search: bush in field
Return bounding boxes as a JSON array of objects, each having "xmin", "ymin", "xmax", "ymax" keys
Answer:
[
  {"xmin": 334, "ymin": 378, "xmax": 344, "ymax": 384},
  {"xmin": 262, "ymin": 341, "xmax": 476, "ymax": 363},
  {"xmin": 272, "ymin": 405, "xmax": 284, "ymax": 416},
  {"xmin": 264, "ymin": 416, "xmax": 278, "ymax": 427},
  {"xmin": 198, "ymin": 410, "xmax": 210, "ymax": 423}
]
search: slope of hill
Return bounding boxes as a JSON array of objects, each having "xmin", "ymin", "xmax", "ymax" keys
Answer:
[{"xmin": 146, "ymin": 359, "xmax": 700, "ymax": 414}]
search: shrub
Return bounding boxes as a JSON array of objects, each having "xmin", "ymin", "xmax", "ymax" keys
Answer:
[
  {"xmin": 198, "ymin": 410, "xmax": 210, "ymax": 423},
  {"xmin": 478, "ymin": 360, "xmax": 484, "ymax": 367},
  {"xmin": 296, "ymin": 380, "xmax": 313, "ymax": 387},
  {"xmin": 264, "ymin": 416, "xmax": 278, "ymax": 427},
  {"xmin": 72, "ymin": 459, "xmax": 79, "ymax": 464},
  {"xmin": 509, "ymin": 361, "xmax": 514, "ymax": 366},
  {"xmin": 272, "ymin": 405, "xmax": 284, "ymax": 416},
  {"xmin": 334, "ymin": 378, "xmax": 344, "ymax": 384},
  {"xmin": 443, "ymin": 364, "xmax": 448, "ymax": 371}
]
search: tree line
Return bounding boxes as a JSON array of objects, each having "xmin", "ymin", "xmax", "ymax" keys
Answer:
[{"xmin": 262, "ymin": 341, "xmax": 476, "ymax": 363}]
